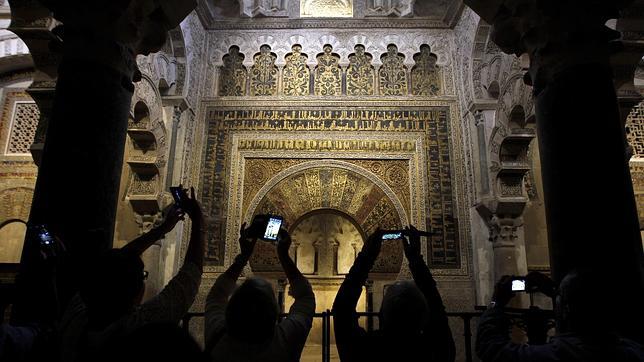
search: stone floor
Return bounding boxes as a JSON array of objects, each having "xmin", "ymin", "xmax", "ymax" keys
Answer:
[{"xmin": 300, "ymin": 344, "xmax": 340, "ymax": 362}]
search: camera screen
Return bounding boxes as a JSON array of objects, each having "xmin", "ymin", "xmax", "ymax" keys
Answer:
[
  {"xmin": 170, "ymin": 187, "xmax": 183, "ymax": 204},
  {"xmin": 511, "ymin": 279, "xmax": 526, "ymax": 292},
  {"xmin": 264, "ymin": 217, "xmax": 282, "ymax": 241},
  {"xmin": 39, "ymin": 231, "xmax": 54, "ymax": 245},
  {"xmin": 382, "ymin": 232, "xmax": 402, "ymax": 240}
]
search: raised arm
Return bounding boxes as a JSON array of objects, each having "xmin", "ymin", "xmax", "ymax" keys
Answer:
[
  {"xmin": 121, "ymin": 204, "xmax": 184, "ymax": 256},
  {"xmin": 332, "ymin": 230, "xmax": 382, "ymax": 362},
  {"xmin": 403, "ymin": 226, "xmax": 455, "ymax": 362},
  {"xmin": 275, "ymin": 229, "xmax": 315, "ymax": 359},
  {"xmin": 135, "ymin": 188, "xmax": 204, "ymax": 324},
  {"xmin": 204, "ymin": 223, "xmax": 256, "ymax": 350}
]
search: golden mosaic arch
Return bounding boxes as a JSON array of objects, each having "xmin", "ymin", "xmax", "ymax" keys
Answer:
[{"xmin": 244, "ymin": 160, "xmax": 407, "ymax": 274}]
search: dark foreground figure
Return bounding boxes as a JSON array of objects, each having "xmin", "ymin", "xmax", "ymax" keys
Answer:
[
  {"xmin": 204, "ymin": 225, "xmax": 315, "ymax": 362},
  {"xmin": 58, "ymin": 189, "xmax": 205, "ymax": 362},
  {"xmin": 476, "ymin": 271, "xmax": 644, "ymax": 362},
  {"xmin": 333, "ymin": 226, "xmax": 455, "ymax": 362}
]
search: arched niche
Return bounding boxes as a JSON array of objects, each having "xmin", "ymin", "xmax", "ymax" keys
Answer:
[
  {"xmin": 0, "ymin": 220, "xmax": 27, "ymax": 263},
  {"xmin": 508, "ymin": 105, "xmax": 527, "ymax": 129},
  {"xmin": 290, "ymin": 209, "xmax": 365, "ymax": 276},
  {"xmin": 245, "ymin": 163, "xmax": 406, "ymax": 275}
]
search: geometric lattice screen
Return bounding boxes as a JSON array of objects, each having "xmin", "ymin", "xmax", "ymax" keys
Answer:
[
  {"xmin": 626, "ymin": 100, "xmax": 644, "ymax": 159},
  {"xmin": 6, "ymin": 102, "xmax": 39, "ymax": 155}
]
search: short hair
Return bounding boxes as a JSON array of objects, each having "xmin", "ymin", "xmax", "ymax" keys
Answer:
[
  {"xmin": 380, "ymin": 280, "xmax": 429, "ymax": 335},
  {"xmin": 225, "ymin": 278, "xmax": 278, "ymax": 344},
  {"xmin": 81, "ymin": 249, "xmax": 145, "ymax": 323}
]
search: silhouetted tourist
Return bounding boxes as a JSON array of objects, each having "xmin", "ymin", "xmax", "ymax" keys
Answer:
[
  {"xmin": 333, "ymin": 226, "xmax": 455, "ymax": 362},
  {"xmin": 0, "ymin": 320, "xmax": 39, "ymax": 362},
  {"xmin": 204, "ymin": 225, "xmax": 315, "ymax": 362},
  {"xmin": 107, "ymin": 322, "xmax": 207, "ymax": 362},
  {"xmin": 476, "ymin": 271, "xmax": 644, "ymax": 361},
  {"xmin": 58, "ymin": 188, "xmax": 205, "ymax": 362}
]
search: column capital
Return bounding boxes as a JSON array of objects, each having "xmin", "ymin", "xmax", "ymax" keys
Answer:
[
  {"xmin": 465, "ymin": 0, "xmax": 630, "ymax": 94},
  {"xmin": 41, "ymin": 0, "xmax": 196, "ymax": 78}
]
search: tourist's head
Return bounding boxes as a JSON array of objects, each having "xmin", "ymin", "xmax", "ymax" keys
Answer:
[
  {"xmin": 225, "ymin": 277, "xmax": 279, "ymax": 344},
  {"xmin": 380, "ymin": 280, "xmax": 429, "ymax": 336},
  {"xmin": 81, "ymin": 249, "xmax": 145, "ymax": 326},
  {"xmin": 557, "ymin": 269, "xmax": 614, "ymax": 334}
]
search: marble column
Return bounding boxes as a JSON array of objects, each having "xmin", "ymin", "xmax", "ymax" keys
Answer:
[{"xmin": 466, "ymin": 0, "xmax": 644, "ymax": 339}]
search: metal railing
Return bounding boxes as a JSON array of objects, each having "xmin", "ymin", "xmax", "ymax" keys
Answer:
[{"xmin": 181, "ymin": 310, "xmax": 484, "ymax": 362}]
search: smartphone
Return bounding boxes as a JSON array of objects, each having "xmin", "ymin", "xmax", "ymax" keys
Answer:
[
  {"xmin": 382, "ymin": 232, "xmax": 403, "ymax": 240},
  {"xmin": 170, "ymin": 186, "xmax": 187, "ymax": 206},
  {"xmin": 32, "ymin": 225, "xmax": 54, "ymax": 246},
  {"xmin": 263, "ymin": 216, "xmax": 283, "ymax": 241},
  {"xmin": 511, "ymin": 278, "xmax": 527, "ymax": 292}
]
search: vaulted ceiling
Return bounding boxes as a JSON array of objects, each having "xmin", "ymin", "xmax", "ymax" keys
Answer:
[{"xmin": 197, "ymin": 0, "xmax": 464, "ymax": 29}]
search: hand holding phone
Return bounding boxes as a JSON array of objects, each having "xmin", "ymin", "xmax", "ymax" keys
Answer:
[
  {"xmin": 381, "ymin": 231, "xmax": 403, "ymax": 240},
  {"xmin": 249, "ymin": 214, "xmax": 284, "ymax": 242},
  {"xmin": 170, "ymin": 185, "xmax": 188, "ymax": 208}
]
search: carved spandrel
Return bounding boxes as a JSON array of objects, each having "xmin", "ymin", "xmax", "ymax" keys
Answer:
[
  {"xmin": 219, "ymin": 46, "xmax": 247, "ymax": 96},
  {"xmin": 411, "ymin": 45, "xmax": 441, "ymax": 96},
  {"xmin": 347, "ymin": 44, "xmax": 375, "ymax": 96},
  {"xmin": 314, "ymin": 45, "xmax": 342, "ymax": 96},
  {"xmin": 250, "ymin": 45, "xmax": 279, "ymax": 96},
  {"xmin": 283, "ymin": 45, "xmax": 310, "ymax": 96},
  {"xmin": 379, "ymin": 44, "xmax": 407, "ymax": 96}
]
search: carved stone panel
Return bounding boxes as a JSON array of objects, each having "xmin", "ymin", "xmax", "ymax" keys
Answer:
[
  {"xmin": 219, "ymin": 46, "xmax": 247, "ymax": 96},
  {"xmin": 242, "ymin": 0, "xmax": 289, "ymax": 17},
  {"xmin": 250, "ymin": 45, "xmax": 279, "ymax": 96},
  {"xmin": 346, "ymin": 44, "xmax": 375, "ymax": 96},
  {"xmin": 365, "ymin": 0, "xmax": 413, "ymax": 17},
  {"xmin": 379, "ymin": 44, "xmax": 407, "ymax": 96},
  {"xmin": 301, "ymin": 0, "xmax": 353, "ymax": 17},
  {"xmin": 411, "ymin": 44, "xmax": 441, "ymax": 96},
  {"xmin": 5, "ymin": 102, "xmax": 39, "ymax": 155},
  {"xmin": 314, "ymin": 45, "xmax": 342, "ymax": 96},
  {"xmin": 626, "ymin": 100, "xmax": 644, "ymax": 159},
  {"xmin": 283, "ymin": 45, "xmax": 310, "ymax": 96}
]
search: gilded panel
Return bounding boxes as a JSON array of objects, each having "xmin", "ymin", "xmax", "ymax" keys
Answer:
[
  {"xmin": 379, "ymin": 44, "xmax": 407, "ymax": 96},
  {"xmin": 250, "ymin": 45, "xmax": 279, "ymax": 96},
  {"xmin": 219, "ymin": 46, "xmax": 247, "ymax": 96},
  {"xmin": 411, "ymin": 45, "xmax": 441, "ymax": 96},
  {"xmin": 347, "ymin": 45, "xmax": 375, "ymax": 96},
  {"xmin": 283, "ymin": 45, "xmax": 310, "ymax": 96},
  {"xmin": 314, "ymin": 45, "xmax": 342, "ymax": 96}
]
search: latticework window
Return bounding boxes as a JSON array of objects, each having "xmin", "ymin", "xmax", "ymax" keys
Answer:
[
  {"xmin": 6, "ymin": 102, "xmax": 39, "ymax": 155},
  {"xmin": 627, "ymin": 101, "xmax": 644, "ymax": 159}
]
